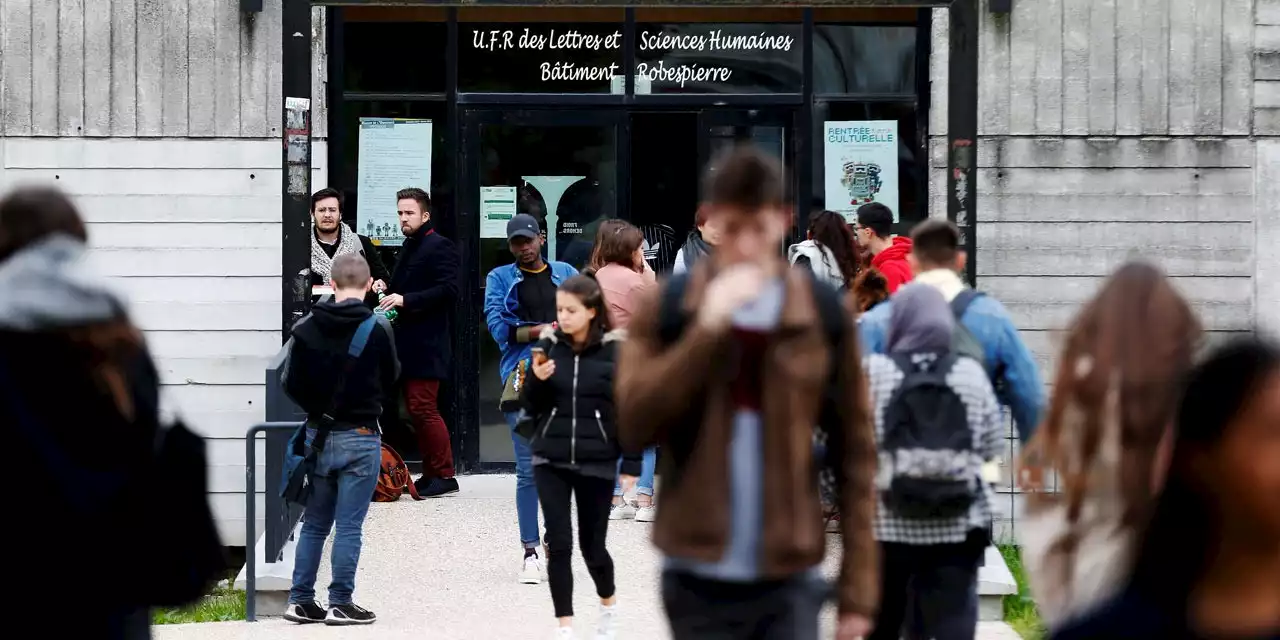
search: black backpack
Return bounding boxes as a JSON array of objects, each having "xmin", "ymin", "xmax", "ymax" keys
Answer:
[
  {"xmin": 880, "ymin": 352, "xmax": 980, "ymax": 519},
  {"xmin": 657, "ymin": 270, "xmax": 847, "ymax": 500}
]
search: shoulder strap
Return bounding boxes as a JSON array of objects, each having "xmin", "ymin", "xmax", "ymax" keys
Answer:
[
  {"xmin": 657, "ymin": 273, "xmax": 691, "ymax": 346},
  {"xmin": 950, "ymin": 289, "xmax": 985, "ymax": 321}
]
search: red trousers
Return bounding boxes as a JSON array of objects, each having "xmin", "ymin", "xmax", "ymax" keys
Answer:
[{"xmin": 404, "ymin": 379, "xmax": 455, "ymax": 479}]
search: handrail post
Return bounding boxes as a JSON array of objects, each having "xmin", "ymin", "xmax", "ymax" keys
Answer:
[{"xmin": 245, "ymin": 425, "xmax": 263, "ymax": 622}]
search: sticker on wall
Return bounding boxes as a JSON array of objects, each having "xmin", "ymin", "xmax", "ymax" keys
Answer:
[
  {"xmin": 480, "ymin": 186, "xmax": 517, "ymax": 239},
  {"xmin": 823, "ymin": 121, "xmax": 899, "ymax": 223},
  {"xmin": 357, "ymin": 118, "xmax": 434, "ymax": 247}
]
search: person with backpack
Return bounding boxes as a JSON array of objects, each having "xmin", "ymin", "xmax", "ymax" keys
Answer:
[
  {"xmin": 520, "ymin": 274, "xmax": 641, "ymax": 639},
  {"xmin": 281, "ymin": 253, "xmax": 400, "ymax": 626},
  {"xmin": 859, "ymin": 219, "xmax": 1045, "ymax": 444},
  {"xmin": 864, "ymin": 283, "xmax": 1005, "ymax": 640},
  {"xmin": 616, "ymin": 145, "xmax": 878, "ymax": 640},
  {"xmin": 788, "ymin": 209, "xmax": 860, "ymax": 290},
  {"xmin": 2, "ymin": 187, "xmax": 224, "ymax": 640}
]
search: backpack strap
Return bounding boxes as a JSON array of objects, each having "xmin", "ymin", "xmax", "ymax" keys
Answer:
[{"xmin": 950, "ymin": 289, "xmax": 985, "ymax": 321}]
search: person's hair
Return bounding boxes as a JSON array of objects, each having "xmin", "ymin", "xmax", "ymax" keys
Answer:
[
  {"xmin": 558, "ymin": 274, "xmax": 612, "ymax": 346},
  {"xmin": 1024, "ymin": 261, "xmax": 1203, "ymax": 595},
  {"xmin": 330, "ymin": 253, "xmax": 371, "ymax": 290},
  {"xmin": 852, "ymin": 267, "xmax": 891, "ymax": 313},
  {"xmin": 1130, "ymin": 336, "xmax": 1280, "ymax": 604},
  {"xmin": 311, "ymin": 187, "xmax": 343, "ymax": 212},
  {"xmin": 701, "ymin": 144, "xmax": 785, "ymax": 211},
  {"xmin": 855, "ymin": 202, "xmax": 894, "ymax": 238},
  {"xmin": 587, "ymin": 219, "xmax": 644, "ymax": 273},
  {"xmin": 910, "ymin": 219, "xmax": 961, "ymax": 267},
  {"xmin": 808, "ymin": 210, "xmax": 859, "ymax": 287},
  {"xmin": 0, "ymin": 186, "xmax": 88, "ymax": 262},
  {"xmin": 395, "ymin": 187, "xmax": 431, "ymax": 213}
]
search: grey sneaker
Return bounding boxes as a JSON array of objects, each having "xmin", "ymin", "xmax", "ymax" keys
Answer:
[{"xmin": 609, "ymin": 501, "xmax": 636, "ymax": 521}]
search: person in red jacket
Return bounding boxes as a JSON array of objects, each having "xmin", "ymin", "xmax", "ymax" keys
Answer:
[{"xmin": 854, "ymin": 203, "xmax": 913, "ymax": 293}]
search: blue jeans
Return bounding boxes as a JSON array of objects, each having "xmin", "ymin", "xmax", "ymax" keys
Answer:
[
  {"xmin": 507, "ymin": 412, "xmax": 541, "ymax": 547},
  {"xmin": 290, "ymin": 428, "xmax": 381, "ymax": 606},
  {"xmin": 614, "ymin": 446, "xmax": 657, "ymax": 497}
]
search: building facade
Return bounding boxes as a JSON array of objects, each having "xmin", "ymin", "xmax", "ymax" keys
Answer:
[{"xmin": 0, "ymin": 0, "xmax": 1274, "ymax": 544}]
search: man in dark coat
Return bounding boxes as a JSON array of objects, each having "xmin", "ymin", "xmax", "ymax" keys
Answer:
[{"xmin": 379, "ymin": 187, "xmax": 461, "ymax": 497}]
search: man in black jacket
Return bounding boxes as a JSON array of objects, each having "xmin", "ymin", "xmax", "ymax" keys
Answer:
[
  {"xmin": 283, "ymin": 253, "xmax": 398, "ymax": 626},
  {"xmin": 310, "ymin": 188, "xmax": 391, "ymax": 305},
  {"xmin": 379, "ymin": 187, "xmax": 461, "ymax": 498}
]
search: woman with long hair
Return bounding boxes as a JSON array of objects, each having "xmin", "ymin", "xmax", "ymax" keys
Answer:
[
  {"xmin": 1053, "ymin": 336, "xmax": 1280, "ymax": 638},
  {"xmin": 586, "ymin": 220, "xmax": 661, "ymax": 520},
  {"xmin": 522, "ymin": 274, "xmax": 641, "ymax": 639},
  {"xmin": 1019, "ymin": 262, "xmax": 1203, "ymax": 627},
  {"xmin": 788, "ymin": 209, "xmax": 860, "ymax": 289}
]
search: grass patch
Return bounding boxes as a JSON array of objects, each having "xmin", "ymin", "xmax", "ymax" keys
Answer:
[
  {"xmin": 998, "ymin": 543, "xmax": 1046, "ymax": 640},
  {"xmin": 151, "ymin": 582, "xmax": 246, "ymax": 625}
]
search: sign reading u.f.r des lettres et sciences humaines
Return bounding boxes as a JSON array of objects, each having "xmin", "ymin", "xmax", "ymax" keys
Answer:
[
  {"xmin": 823, "ymin": 121, "xmax": 900, "ymax": 224},
  {"xmin": 470, "ymin": 25, "xmax": 795, "ymax": 89}
]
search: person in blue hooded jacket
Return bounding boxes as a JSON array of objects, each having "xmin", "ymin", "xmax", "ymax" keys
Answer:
[{"xmin": 484, "ymin": 213, "xmax": 579, "ymax": 584}]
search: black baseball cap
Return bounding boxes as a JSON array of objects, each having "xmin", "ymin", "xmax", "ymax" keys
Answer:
[{"xmin": 507, "ymin": 213, "xmax": 541, "ymax": 240}]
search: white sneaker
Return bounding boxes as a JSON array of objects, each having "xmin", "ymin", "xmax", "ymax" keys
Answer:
[
  {"xmin": 554, "ymin": 627, "xmax": 575, "ymax": 639},
  {"xmin": 595, "ymin": 603, "xmax": 619, "ymax": 640},
  {"xmin": 635, "ymin": 504, "xmax": 657, "ymax": 522},
  {"xmin": 520, "ymin": 553, "xmax": 544, "ymax": 584},
  {"xmin": 609, "ymin": 501, "xmax": 636, "ymax": 521}
]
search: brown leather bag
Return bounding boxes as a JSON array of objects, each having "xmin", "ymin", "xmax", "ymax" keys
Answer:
[{"xmin": 373, "ymin": 443, "xmax": 423, "ymax": 503}]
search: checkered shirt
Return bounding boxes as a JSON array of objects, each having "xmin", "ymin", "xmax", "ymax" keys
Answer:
[{"xmin": 864, "ymin": 353, "xmax": 1005, "ymax": 545}]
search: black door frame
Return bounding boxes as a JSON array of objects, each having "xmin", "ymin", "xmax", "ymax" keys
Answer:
[{"xmin": 457, "ymin": 107, "xmax": 629, "ymax": 470}]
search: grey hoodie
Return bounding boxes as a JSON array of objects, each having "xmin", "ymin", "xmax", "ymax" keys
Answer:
[{"xmin": 0, "ymin": 234, "xmax": 124, "ymax": 331}]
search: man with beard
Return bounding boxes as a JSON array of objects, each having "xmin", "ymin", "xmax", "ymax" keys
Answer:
[
  {"xmin": 310, "ymin": 188, "xmax": 390, "ymax": 305},
  {"xmin": 484, "ymin": 213, "xmax": 578, "ymax": 584},
  {"xmin": 380, "ymin": 188, "xmax": 461, "ymax": 498}
]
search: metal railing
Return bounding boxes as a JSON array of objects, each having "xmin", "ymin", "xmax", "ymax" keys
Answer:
[{"xmin": 243, "ymin": 422, "xmax": 303, "ymax": 622}]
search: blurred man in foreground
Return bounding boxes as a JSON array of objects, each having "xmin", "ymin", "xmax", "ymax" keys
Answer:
[{"xmin": 616, "ymin": 145, "xmax": 879, "ymax": 640}]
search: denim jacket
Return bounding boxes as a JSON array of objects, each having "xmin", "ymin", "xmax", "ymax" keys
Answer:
[
  {"xmin": 858, "ymin": 279, "xmax": 1046, "ymax": 442},
  {"xmin": 484, "ymin": 261, "xmax": 579, "ymax": 384}
]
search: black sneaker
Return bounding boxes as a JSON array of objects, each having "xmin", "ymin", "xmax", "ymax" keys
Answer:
[
  {"xmin": 325, "ymin": 603, "xmax": 377, "ymax": 626},
  {"xmin": 283, "ymin": 601, "xmax": 326, "ymax": 624},
  {"xmin": 416, "ymin": 476, "xmax": 460, "ymax": 498}
]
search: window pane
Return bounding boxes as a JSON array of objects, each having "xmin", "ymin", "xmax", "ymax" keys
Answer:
[
  {"xmin": 812, "ymin": 102, "xmax": 923, "ymax": 228},
  {"xmin": 460, "ymin": 23, "xmax": 624, "ymax": 93},
  {"xmin": 813, "ymin": 25, "xmax": 917, "ymax": 95},
  {"xmin": 343, "ymin": 21, "xmax": 448, "ymax": 93},
  {"xmin": 633, "ymin": 23, "xmax": 802, "ymax": 94}
]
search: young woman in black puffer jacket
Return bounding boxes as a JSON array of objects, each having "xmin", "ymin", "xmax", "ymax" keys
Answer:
[{"xmin": 522, "ymin": 274, "xmax": 640, "ymax": 640}]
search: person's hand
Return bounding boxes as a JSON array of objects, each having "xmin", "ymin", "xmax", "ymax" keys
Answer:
[
  {"xmin": 531, "ymin": 357, "xmax": 556, "ymax": 381},
  {"xmin": 618, "ymin": 474, "xmax": 638, "ymax": 495},
  {"xmin": 835, "ymin": 613, "xmax": 872, "ymax": 640},
  {"xmin": 696, "ymin": 264, "xmax": 766, "ymax": 331},
  {"xmin": 372, "ymin": 279, "xmax": 387, "ymax": 293},
  {"xmin": 378, "ymin": 293, "xmax": 404, "ymax": 310}
]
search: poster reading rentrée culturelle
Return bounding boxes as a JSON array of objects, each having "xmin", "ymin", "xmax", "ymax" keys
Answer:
[{"xmin": 823, "ymin": 121, "xmax": 899, "ymax": 223}]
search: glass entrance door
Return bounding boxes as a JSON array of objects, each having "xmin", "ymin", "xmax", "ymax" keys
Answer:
[
  {"xmin": 460, "ymin": 109, "xmax": 623, "ymax": 466},
  {"xmin": 697, "ymin": 109, "xmax": 796, "ymax": 196}
]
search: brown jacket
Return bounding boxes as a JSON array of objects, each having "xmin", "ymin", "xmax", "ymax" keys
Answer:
[{"xmin": 615, "ymin": 263, "xmax": 879, "ymax": 617}]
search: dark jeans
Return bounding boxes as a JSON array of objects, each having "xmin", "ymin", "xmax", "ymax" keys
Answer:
[
  {"xmin": 405, "ymin": 379, "xmax": 454, "ymax": 479},
  {"xmin": 662, "ymin": 570, "xmax": 828, "ymax": 640},
  {"xmin": 534, "ymin": 465, "xmax": 616, "ymax": 618},
  {"xmin": 869, "ymin": 537, "xmax": 983, "ymax": 640}
]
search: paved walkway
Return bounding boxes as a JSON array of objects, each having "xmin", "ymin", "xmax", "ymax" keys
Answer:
[{"xmin": 157, "ymin": 476, "xmax": 1022, "ymax": 640}]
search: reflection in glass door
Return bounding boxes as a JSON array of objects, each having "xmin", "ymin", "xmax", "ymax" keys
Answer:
[
  {"xmin": 697, "ymin": 109, "xmax": 794, "ymax": 198},
  {"xmin": 465, "ymin": 110, "xmax": 621, "ymax": 465}
]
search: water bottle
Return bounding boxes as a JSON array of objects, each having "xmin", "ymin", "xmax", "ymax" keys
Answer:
[{"xmin": 375, "ymin": 292, "xmax": 398, "ymax": 322}]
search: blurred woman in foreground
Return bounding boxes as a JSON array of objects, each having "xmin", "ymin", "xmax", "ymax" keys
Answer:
[
  {"xmin": 1019, "ymin": 262, "xmax": 1202, "ymax": 626},
  {"xmin": 1053, "ymin": 336, "xmax": 1280, "ymax": 639}
]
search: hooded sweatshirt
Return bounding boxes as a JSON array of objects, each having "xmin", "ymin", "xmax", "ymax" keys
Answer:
[
  {"xmin": 283, "ymin": 298, "xmax": 400, "ymax": 429},
  {"xmin": 871, "ymin": 236, "xmax": 914, "ymax": 294}
]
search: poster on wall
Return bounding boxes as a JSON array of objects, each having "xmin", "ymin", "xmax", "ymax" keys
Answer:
[
  {"xmin": 823, "ymin": 121, "xmax": 899, "ymax": 223},
  {"xmin": 480, "ymin": 186, "xmax": 517, "ymax": 239},
  {"xmin": 357, "ymin": 118, "xmax": 433, "ymax": 247}
]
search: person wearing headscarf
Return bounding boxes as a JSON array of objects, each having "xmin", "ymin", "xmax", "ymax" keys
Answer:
[{"xmin": 862, "ymin": 284, "xmax": 1004, "ymax": 640}]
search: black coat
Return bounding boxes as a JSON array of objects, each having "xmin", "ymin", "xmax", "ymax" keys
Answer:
[
  {"xmin": 283, "ymin": 299, "xmax": 400, "ymax": 428},
  {"xmin": 521, "ymin": 329, "xmax": 641, "ymax": 476},
  {"xmin": 388, "ymin": 224, "xmax": 460, "ymax": 380}
]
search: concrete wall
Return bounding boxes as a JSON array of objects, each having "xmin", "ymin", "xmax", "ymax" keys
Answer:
[
  {"xmin": 0, "ymin": 0, "xmax": 327, "ymax": 546},
  {"xmin": 930, "ymin": 0, "xmax": 1263, "ymax": 535}
]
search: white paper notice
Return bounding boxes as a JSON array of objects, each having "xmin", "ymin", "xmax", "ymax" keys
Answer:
[
  {"xmin": 480, "ymin": 186, "xmax": 518, "ymax": 239},
  {"xmin": 823, "ymin": 121, "xmax": 900, "ymax": 223},
  {"xmin": 357, "ymin": 118, "xmax": 433, "ymax": 247}
]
